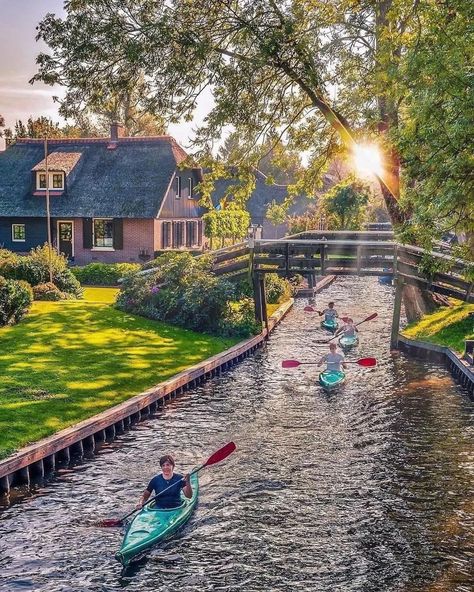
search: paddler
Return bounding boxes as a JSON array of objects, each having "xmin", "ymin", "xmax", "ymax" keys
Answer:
[
  {"xmin": 317, "ymin": 343, "xmax": 347, "ymax": 372},
  {"xmin": 136, "ymin": 454, "xmax": 192, "ymax": 510},
  {"xmin": 320, "ymin": 301, "xmax": 339, "ymax": 323},
  {"xmin": 335, "ymin": 317, "xmax": 358, "ymax": 339}
]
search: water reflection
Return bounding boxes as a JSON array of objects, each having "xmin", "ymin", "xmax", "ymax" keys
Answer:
[{"xmin": 0, "ymin": 277, "xmax": 472, "ymax": 591}]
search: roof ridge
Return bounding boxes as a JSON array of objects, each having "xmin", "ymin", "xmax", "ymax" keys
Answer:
[{"xmin": 14, "ymin": 135, "xmax": 178, "ymax": 145}]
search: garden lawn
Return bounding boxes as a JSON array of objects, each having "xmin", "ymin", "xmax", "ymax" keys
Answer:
[
  {"xmin": 0, "ymin": 288, "xmax": 239, "ymax": 459},
  {"xmin": 402, "ymin": 301, "xmax": 474, "ymax": 354}
]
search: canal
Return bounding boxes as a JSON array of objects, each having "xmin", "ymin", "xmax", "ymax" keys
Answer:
[{"xmin": 0, "ymin": 277, "xmax": 472, "ymax": 591}]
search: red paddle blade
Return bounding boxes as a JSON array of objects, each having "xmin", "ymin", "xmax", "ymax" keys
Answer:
[
  {"xmin": 282, "ymin": 359, "xmax": 302, "ymax": 368},
  {"xmin": 341, "ymin": 317, "xmax": 349, "ymax": 323},
  {"xmin": 304, "ymin": 306, "xmax": 315, "ymax": 312},
  {"xmin": 98, "ymin": 518, "xmax": 124, "ymax": 528},
  {"xmin": 203, "ymin": 441, "xmax": 236, "ymax": 468},
  {"xmin": 357, "ymin": 357, "xmax": 377, "ymax": 367},
  {"xmin": 361, "ymin": 313, "xmax": 378, "ymax": 323}
]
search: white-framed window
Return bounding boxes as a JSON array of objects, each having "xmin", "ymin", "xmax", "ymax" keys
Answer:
[
  {"xmin": 12, "ymin": 223, "xmax": 26, "ymax": 242},
  {"xmin": 93, "ymin": 218, "xmax": 114, "ymax": 248},
  {"xmin": 188, "ymin": 177, "xmax": 194, "ymax": 199},
  {"xmin": 36, "ymin": 171, "xmax": 65, "ymax": 190},
  {"xmin": 175, "ymin": 176, "xmax": 181, "ymax": 198}
]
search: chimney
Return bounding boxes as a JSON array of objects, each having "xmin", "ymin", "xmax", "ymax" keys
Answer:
[{"xmin": 110, "ymin": 121, "xmax": 125, "ymax": 141}]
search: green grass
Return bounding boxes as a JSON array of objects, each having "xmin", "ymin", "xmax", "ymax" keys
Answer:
[
  {"xmin": 402, "ymin": 301, "xmax": 474, "ymax": 354},
  {"xmin": 0, "ymin": 288, "xmax": 239, "ymax": 459}
]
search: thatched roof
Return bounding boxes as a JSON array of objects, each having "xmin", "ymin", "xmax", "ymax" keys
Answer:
[{"xmin": 0, "ymin": 136, "xmax": 188, "ymax": 218}]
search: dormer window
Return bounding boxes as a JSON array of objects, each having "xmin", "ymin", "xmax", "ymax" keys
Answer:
[
  {"xmin": 36, "ymin": 171, "xmax": 65, "ymax": 190},
  {"xmin": 188, "ymin": 177, "xmax": 194, "ymax": 199}
]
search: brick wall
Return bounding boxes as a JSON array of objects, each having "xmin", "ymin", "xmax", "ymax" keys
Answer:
[{"xmin": 73, "ymin": 218, "xmax": 155, "ymax": 265}]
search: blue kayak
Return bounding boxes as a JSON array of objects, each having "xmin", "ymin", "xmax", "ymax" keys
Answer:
[
  {"xmin": 319, "ymin": 370, "xmax": 346, "ymax": 389},
  {"xmin": 338, "ymin": 334, "xmax": 359, "ymax": 349},
  {"xmin": 116, "ymin": 471, "xmax": 199, "ymax": 567},
  {"xmin": 321, "ymin": 318, "xmax": 338, "ymax": 332}
]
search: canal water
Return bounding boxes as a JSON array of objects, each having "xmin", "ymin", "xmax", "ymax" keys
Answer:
[{"xmin": 0, "ymin": 277, "xmax": 473, "ymax": 592}]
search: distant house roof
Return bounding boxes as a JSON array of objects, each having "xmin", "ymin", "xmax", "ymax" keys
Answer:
[
  {"xmin": 210, "ymin": 169, "xmax": 313, "ymax": 224},
  {"xmin": 0, "ymin": 135, "xmax": 188, "ymax": 218},
  {"xmin": 32, "ymin": 151, "xmax": 82, "ymax": 174}
]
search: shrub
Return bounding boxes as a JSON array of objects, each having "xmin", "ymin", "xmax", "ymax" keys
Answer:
[
  {"xmin": 220, "ymin": 298, "xmax": 260, "ymax": 337},
  {"xmin": 264, "ymin": 273, "xmax": 294, "ymax": 304},
  {"xmin": 71, "ymin": 262, "xmax": 141, "ymax": 285},
  {"xmin": 1, "ymin": 245, "xmax": 82, "ymax": 298},
  {"xmin": 0, "ymin": 249, "xmax": 20, "ymax": 277},
  {"xmin": 33, "ymin": 282, "xmax": 65, "ymax": 301},
  {"xmin": 0, "ymin": 276, "xmax": 33, "ymax": 326},
  {"xmin": 117, "ymin": 252, "xmax": 245, "ymax": 335}
]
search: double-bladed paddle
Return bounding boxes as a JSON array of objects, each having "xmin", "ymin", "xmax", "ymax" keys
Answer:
[
  {"xmin": 99, "ymin": 441, "xmax": 236, "ymax": 527},
  {"xmin": 304, "ymin": 306, "xmax": 349, "ymax": 324},
  {"xmin": 282, "ymin": 357, "xmax": 377, "ymax": 368},
  {"xmin": 313, "ymin": 313, "xmax": 378, "ymax": 344}
]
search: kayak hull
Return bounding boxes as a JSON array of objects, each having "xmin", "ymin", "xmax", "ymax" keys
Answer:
[
  {"xmin": 319, "ymin": 370, "xmax": 346, "ymax": 389},
  {"xmin": 321, "ymin": 318, "xmax": 338, "ymax": 332},
  {"xmin": 338, "ymin": 334, "xmax": 359, "ymax": 349},
  {"xmin": 115, "ymin": 471, "xmax": 199, "ymax": 567}
]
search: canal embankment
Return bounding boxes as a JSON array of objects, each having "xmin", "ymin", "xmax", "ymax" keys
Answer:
[{"xmin": 399, "ymin": 300, "xmax": 474, "ymax": 398}]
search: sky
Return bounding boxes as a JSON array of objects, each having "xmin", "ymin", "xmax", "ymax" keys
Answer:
[{"xmin": 0, "ymin": 0, "xmax": 202, "ymax": 150}]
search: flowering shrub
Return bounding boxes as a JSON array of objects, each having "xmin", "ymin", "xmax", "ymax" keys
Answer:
[
  {"xmin": 117, "ymin": 252, "xmax": 259, "ymax": 336},
  {"xmin": 0, "ymin": 276, "xmax": 33, "ymax": 326}
]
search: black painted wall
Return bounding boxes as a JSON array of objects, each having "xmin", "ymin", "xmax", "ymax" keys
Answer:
[{"xmin": 0, "ymin": 217, "xmax": 49, "ymax": 252}]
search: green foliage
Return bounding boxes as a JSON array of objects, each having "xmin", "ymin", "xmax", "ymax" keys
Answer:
[
  {"xmin": 220, "ymin": 298, "xmax": 260, "ymax": 337},
  {"xmin": 33, "ymin": 282, "xmax": 65, "ymax": 301},
  {"xmin": 0, "ymin": 249, "xmax": 20, "ymax": 276},
  {"xmin": 203, "ymin": 208, "xmax": 251, "ymax": 247},
  {"xmin": 287, "ymin": 207, "xmax": 322, "ymax": 235},
  {"xmin": 265, "ymin": 201, "xmax": 288, "ymax": 227},
  {"xmin": 394, "ymin": 0, "xmax": 474, "ymax": 243},
  {"xmin": 318, "ymin": 178, "xmax": 371, "ymax": 230},
  {"xmin": 117, "ymin": 251, "xmax": 256, "ymax": 336},
  {"xmin": 1, "ymin": 245, "xmax": 82, "ymax": 298},
  {"xmin": 0, "ymin": 276, "xmax": 33, "ymax": 326},
  {"xmin": 264, "ymin": 273, "xmax": 293, "ymax": 304},
  {"xmin": 71, "ymin": 262, "xmax": 141, "ymax": 285}
]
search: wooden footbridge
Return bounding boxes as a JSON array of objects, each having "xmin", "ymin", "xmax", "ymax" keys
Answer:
[{"xmin": 208, "ymin": 231, "xmax": 474, "ymax": 347}]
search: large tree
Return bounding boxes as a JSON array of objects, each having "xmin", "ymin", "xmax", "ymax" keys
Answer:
[{"xmin": 32, "ymin": 0, "xmax": 472, "ymax": 318}]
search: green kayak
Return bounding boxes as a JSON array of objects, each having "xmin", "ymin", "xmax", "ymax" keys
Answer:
[
  {"xmin": 319, "ymin": 369, "xmax": 346, "ymax": 389},
  {"xmin": 321, "ymin": 318, "xmax": 338, "ymax": 332},
  {"xmin": 115, "ymin": 471, "xmax": 199, "ymax": 567},
  {"xmin": 338, "ymin": 334, "xmax": 359, "ymax": 349}
]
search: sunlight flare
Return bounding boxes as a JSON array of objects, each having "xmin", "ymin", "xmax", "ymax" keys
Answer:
[{"xmin": 353, "ymin": 144, "xmax": 383, "ymax": 177}]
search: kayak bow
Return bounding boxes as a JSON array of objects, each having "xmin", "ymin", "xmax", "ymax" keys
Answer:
[
  {"xmin": 321, "ymin": 318, "xmax": 338, "ymax": 332},
  {"xmin": 319, "ymin": 370, "xmax": 346, "ymax": 389},
  {"xmin": 115, "ymin": 471, "xmax": 199, "ymax": 567},
  {"xmin": 338, "ymin": 334, "xmax": 359, "ymax": 349}
]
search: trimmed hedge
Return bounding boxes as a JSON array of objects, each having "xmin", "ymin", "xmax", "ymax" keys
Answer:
[
  {"xmin": 0, "ymin": 276, "xmax": 33, "ymax": 326},
  {"xmin": 71, "ymin": 262, "xmax": 141, "ymax": 286}
]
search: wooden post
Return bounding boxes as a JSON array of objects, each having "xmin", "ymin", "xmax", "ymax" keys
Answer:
[
  {"xmin": 259, "ymin": 276, "xmax": 269, "ymax": 337},
  {"xmin": 356, "ymin": 245, "xmax": 361, "ymax": 273},
  {"xmin": 390, "ymin": 278, "xmax": 404, "ymax": 348},
  {"xmin": 253, "ymin": 272, "xmax": 263, "ymax": 324},
  {"xmin": 320, "ymin": 243, "xmax": 326, "ymax": 275}
]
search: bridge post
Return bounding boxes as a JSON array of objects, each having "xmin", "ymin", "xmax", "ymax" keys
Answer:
[
  {"xmin": 253, "ymin": 273, "xmax": 263, "ymax": 324},
  {"xmin": 260, "ymin": 276, "xmax": 269, "ymax": 336},
  {"xmin": 390, "ymin": 277, "xmax": 404, "ymax": 348}
]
